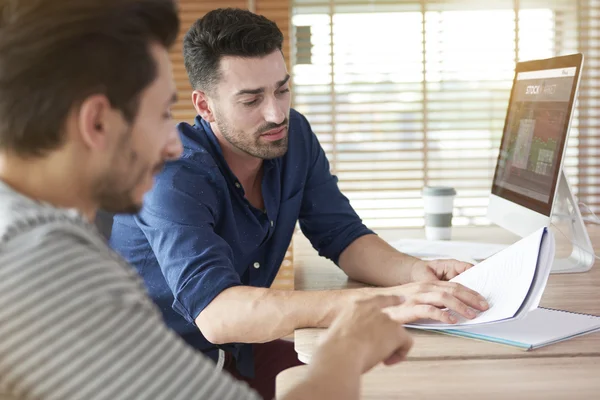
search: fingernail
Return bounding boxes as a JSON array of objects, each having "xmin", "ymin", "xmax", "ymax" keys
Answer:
[
  {"xmin": 467, "ymin": 308, "xmax": 476, "ymax": 318},
  {"xmin": 480, "ymin": 301, "xmax": 489, "ymax": 309},
  {"xmin": 449, "ymin": 314, "xmax": 458, "ymax": 323}
]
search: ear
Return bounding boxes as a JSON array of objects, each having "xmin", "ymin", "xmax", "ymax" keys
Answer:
[
  {"xmin": 76, "ymin": 94, "xmax": 122, "ymax": 150},
  {"xmin": 192, "ymin": 90, "xmax": 216, "ymax": 122}
]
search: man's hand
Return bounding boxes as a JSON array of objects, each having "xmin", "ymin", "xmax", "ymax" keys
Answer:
[
  {"xmin": 284, "ymin": 296, "xmax": 413, "ymax": 400},
  {"xmin": 409, "ymin": 258, "xmax": 474, "ymax": 282},
  {"xmin": 316, "ymin": 295, "xmax": 413, "ymax": 374},
  {"xmin": 364, "ymin": 279, "xmax": 489, "ymax": 324},
  {"xmin": 371, "ymin": 257, "xmax": 489, "ymax": 324}
]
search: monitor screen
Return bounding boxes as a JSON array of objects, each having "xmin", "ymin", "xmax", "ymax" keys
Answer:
[{"xmin": 491, "ymin": 55, "xmax": 582, "ymax": 217}]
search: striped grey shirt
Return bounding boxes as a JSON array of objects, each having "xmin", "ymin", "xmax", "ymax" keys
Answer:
[{"xmin": 0, "ymin": 182, "xmax": 261, "ymax": 400}]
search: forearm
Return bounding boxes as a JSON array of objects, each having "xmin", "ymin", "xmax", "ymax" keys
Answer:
[
  {"xmin": 338, "ymin": 234, "xmax": 420, "ymax": 287},
  {"xmin": 280, "ymin": 362, "xmax": 360, "ymax": 400},
  {"xmin": 195, "ymin": 286, "xmax": 365, "ymax": 344},
  {"xmin": 279, "ymin": 339, "xmax": 362, "ymax": 400}
]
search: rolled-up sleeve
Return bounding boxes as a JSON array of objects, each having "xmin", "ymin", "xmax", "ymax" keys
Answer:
[
  {"xmin": 297, "ymin": 116, "xmax": 375, "ymax": 264},
  {"xmin": 135, "ymin": 156, "xmax": 242, "ymax": 324}
]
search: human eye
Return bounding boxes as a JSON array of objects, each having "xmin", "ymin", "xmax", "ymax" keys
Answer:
[{"xmin": 242, "ymin": 98, "xmax": 260, "ymax": 107}]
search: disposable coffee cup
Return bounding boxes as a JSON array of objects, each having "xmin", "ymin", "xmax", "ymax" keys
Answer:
[{"xmin": 422, "ymin": 186, "xmax": 456, "ymax": 240}]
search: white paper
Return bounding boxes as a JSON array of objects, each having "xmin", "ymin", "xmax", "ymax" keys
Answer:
[
  {"xmin": 404, "ymin": 227, "xmax": 554, "ymax": 329},
  {"xmin": 519, "ymin": 232, "xmax": 555, "ymax": 315}
]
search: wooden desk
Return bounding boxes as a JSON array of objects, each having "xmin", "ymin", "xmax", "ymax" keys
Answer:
[
  {"xmin": 293, "ymin": 226, "xmax": 600, "ymax": 363},
  {"xmin": 277, "ymin": 357, "xmax": 600, "ymax": 399}
]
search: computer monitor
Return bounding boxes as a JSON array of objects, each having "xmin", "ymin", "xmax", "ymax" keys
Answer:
[{"xmin": 487, "ymin": 53, "xmax": 595, "ymax": 273}]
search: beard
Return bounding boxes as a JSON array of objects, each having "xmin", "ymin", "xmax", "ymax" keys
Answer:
[
  {"xmin": 93, "ymin": 166, "xmax": 146, "ymax": 214},
  {"xmin": 92, "ymin": 127, "xmax": 163, "ymax": 215},
  {"xmin": 214, "ymin": 107, "xmax": 289, "ymax": 160}
]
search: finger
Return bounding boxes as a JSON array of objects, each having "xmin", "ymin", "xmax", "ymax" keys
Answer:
[
  {"xmin": 435, "ymin": 281, "xmax": 489, "ymax": 311},
  {"xmin": 386, "ymin": 304, "xmax": 457, "ymax": 324},
  {"xmin": 383, "ymin": 351, "xmax": 406, "ymax": 366},
  {"xmin": 384, "ymin": 345, "xmax": 412, "ymax": 365},
  {"xmin": 443, "ymin": 260, "xmax": 473, "ymax": 279},
  {"xmin": 419, "ymin": 268, "xmax": 441, "ymax": 282},
  {"xmin": 384, "ymin": 331, "xmax": 413, "ymax": 365},
  {"xmin": 362, "ymin": 294, "xmax": 405, "ymax": 309},
  {"xmin": 431, "ymin": 259, "xmax": 472, "ymax": 280},
  {"xmin": 411, "ymin": 291, "xmax": 479, "ymax": 320}
]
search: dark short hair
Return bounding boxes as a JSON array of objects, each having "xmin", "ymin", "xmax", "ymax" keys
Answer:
[
  {"xmin": 0, "ymin": 0, "xmax": 179, "ymax": 157},
  {"xmin": 183, "ymin": 8, "xmax": 284, "ymax": 92}
]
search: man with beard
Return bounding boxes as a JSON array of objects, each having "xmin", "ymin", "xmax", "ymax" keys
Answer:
[
  {"xmin": 0, "ymin": 1, "xmax": 415, "ymax": 399},
  {"xmin": 110, "ymin": 8, "xmax": 489, "ymax": 400}
]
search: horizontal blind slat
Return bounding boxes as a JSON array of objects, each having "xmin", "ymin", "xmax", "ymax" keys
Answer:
[{"xmin": 293, "ymin": 0, "xmax": 594, "ymax": 228}]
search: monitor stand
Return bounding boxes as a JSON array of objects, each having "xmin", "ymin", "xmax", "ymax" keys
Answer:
[{"xmin": 549, "ymin": 170, "xmax": 595, "ymax": 273}]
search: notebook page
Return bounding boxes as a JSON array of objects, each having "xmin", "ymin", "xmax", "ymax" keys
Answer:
[
  {"xmin": 405, "ymin": 227, "xmax": 549, "ymax": 329},
  {"xmin": 443, "ymin": 308, "xmax": 600, "ymax": 349},
  {"xmin": 518, "ymin": 230, "xmax": 555, "ymax": 316}
]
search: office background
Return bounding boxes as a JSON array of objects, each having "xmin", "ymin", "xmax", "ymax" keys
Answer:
[{"xmin": 170, "ymin": 0, "xmax": 600, "ymax": 288}]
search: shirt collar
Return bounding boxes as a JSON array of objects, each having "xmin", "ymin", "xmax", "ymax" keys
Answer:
[{"xmin": 196, "ymin": 116, "xmax": 224, "ymax": 158}]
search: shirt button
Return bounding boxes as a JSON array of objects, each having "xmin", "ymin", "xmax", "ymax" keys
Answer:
[
  {"xmin": 235, "ymin": 182, "xmax": 241, "ymax": 189},
  {"xmin": 253, "ymin": 262, "xmax": 260, "ymax": 269},
  {"xmin": 270, "ymin": 220, "xmax": 274, "ymax": 227}
]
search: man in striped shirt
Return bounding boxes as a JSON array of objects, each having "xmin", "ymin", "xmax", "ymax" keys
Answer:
[{"xmin": 0, "ymin": 0, "xmax": 413, "ymax": 399}]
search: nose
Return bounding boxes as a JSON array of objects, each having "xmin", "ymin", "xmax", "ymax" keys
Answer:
[
  {"xmin": 164, "ymin": 125, "xmax": 183, "ymax": 161},
  {"xmin": 263, "ymin": 96, "xmax": 286, "ymax": 125}
]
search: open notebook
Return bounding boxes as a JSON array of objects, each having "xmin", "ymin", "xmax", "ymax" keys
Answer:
[
  {"xmin": 406, "ymin": 226, "xmax": 555, "ymax": 329},
  {"xmin": 403, "ymin": 226, "xmax": 600, "ymax": 349},
  {"xmin": 441, "ymin": 308, "xmax": 600, "ymax": 350}
]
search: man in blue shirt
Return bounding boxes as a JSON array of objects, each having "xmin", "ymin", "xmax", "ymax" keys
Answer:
[{"xmin": 110, "ymin": 8, "xmax": 488, "ymax": 399}]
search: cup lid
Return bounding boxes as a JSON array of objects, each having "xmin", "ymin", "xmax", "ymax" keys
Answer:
[{"xmin": 422, "ymin": 186, "xmax": 456, "ymax": 196}]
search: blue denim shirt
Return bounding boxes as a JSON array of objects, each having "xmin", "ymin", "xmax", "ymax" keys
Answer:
[{"xmin": 109, "ymin": 109, "xmax": 373, "ymax": 377}]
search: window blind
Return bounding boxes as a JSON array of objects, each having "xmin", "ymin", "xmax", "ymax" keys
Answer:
[
  {"xmin": 292, "ymin": 0, "xmax": 600, "ymax": 228},
  {"xmin": 577, "ymin": 0, "xmax": 600, "ymax": 218}
]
